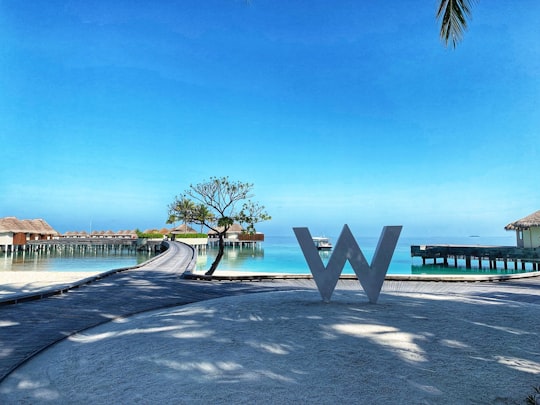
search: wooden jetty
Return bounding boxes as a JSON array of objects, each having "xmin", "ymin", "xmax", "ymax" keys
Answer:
[
  {"xmin": 411, "ymin": 245, "xmax": 540, "ymax": 271},
  {"xmin": 207, "ymin": 233, "xmax": 264, "ymax": 249},
  {"xmin": 22, "ymin": 238, "xmax": 164, "ymax": 253}
]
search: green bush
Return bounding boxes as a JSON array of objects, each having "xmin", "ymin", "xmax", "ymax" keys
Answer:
[
  {"xmin": 173, "ymin": 233, "xmax": 208, "ymax": 238},
  {"xmin": 136, "ymin": 230, "xmax": 164, "ymax": 239}
]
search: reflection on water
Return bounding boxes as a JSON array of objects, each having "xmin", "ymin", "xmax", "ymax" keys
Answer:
[
  {"xmin": 196, "ymin": 245, "xmax": 265, "ymax": 271},
  {"xmin": 196, "ymin": 235, "xmax": 538, "ymax": 276},
  {"xmin": 1, "ymin": 248, "xmax": 157, "ymax": 272},
  {"xmin": 196, "ymin": 243, "xmax": 337, "ymax": 274},
  {"xmin": 411, "ymin": 264, "xmax": 534, "ymax": 276}
]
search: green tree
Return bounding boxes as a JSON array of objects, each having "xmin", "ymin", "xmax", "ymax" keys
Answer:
[
  {"xmin": 168, "ymin": 176, "xmax": 271, "ymax": 276},
  {"xmin": 193, "ymin": 203, "xmax": 214, "ymax": 234},
  {"xmin": 238, "ymin": 201, "xmax": 267, "ymax": 235},
  {"xmin": 437, "ymin": 0, "xmax": 474, "ymax": 48},
  {"xmin": 167, "ymin": 197, "xmax": 196, "ymax": 229}
]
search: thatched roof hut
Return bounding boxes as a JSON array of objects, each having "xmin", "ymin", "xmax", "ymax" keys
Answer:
[
  {"xmin": 0, "ymin": 217, "xmax": 58, "ymax": 246},
  {"xmin": 143, "ymin": 228, "xmax": 160, "ymax": 235},
  {"xmin": 171, "ymin": 224, "xmax": 196, "ymax": 234},
  {"xmin": 505, "ymin": 210, "xmax": 540, "ymax": 248},
  {"xmin": 0, "ymin": 217, "xmax": 58, "ymax": 235},
  {"xmin": 207, "ymin": 223, "xmax": 244, "ymax": 237},
  {"xmin": 504, "ymin": 210, "xmax": 540, "ymax": 230}
]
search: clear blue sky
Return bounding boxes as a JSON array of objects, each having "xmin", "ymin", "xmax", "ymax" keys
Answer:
[{"xmin": 1, "ymin": 1, "xmax": 539, "ymax": 237}]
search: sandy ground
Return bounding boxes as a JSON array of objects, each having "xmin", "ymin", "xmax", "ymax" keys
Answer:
[
  {"xmin": 1, "ymin": 289, "xmax": 539, "ymax": 404},
  {"xmin": 0, "ymin": 271, "xmax": 102, "ymax": 299}
]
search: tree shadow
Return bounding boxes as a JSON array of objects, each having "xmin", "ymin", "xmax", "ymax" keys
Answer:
[{"xmin": 1, "ymin": 289, "xmax": 539, "ymax": 404}]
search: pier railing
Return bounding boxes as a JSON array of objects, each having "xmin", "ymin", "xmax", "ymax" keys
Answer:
[{"xmin": 24, "ymin": 238, "xmax": 163, "ymax": 253}]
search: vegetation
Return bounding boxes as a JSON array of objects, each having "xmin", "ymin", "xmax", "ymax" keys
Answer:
[
  {"xmin": 172, "ymin": 233, "xmax": 208, "ymax": 239},
  {"xmin": 437, "ymin": 0, "xmax": 474, "ymax": 48},
  {"xmin": 168, "ymin": 176, "xmax": 271, "ymax": 276},
  {"xmin": 135, "ymin": 229, "xmax": 165, "ymax": 239}
]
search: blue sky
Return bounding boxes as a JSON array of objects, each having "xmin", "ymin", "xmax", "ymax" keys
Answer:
[{"xmin": 1, "ymin": 1, "xmax": 539, "ymax": 237}]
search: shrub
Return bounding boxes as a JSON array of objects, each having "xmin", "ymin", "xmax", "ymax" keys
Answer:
[{"xmin": 136, "ymin": 230, "xmax": 164, "ymax": 239}]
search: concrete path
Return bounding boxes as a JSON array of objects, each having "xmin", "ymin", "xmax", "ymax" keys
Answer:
[{"xmin": 0, "ymin": 242, "xmax": 294, "ymax": 382}]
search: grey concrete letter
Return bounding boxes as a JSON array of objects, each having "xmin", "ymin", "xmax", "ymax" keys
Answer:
[{"xmin": 293, "ymin": 225, "xmax": 402, "ymax": 303}]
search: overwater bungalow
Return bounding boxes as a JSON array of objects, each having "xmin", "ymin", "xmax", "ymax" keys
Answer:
[
  {"xmin": 0, "ymin": 217, "xmax": 58, "ymax": 252},
  {"xmin": 208, "ymin": 223, "xmax": 244, "ymax": 240},
  {"xmin": 207, "ymin": 223, "xmax": 264, "ymax": 248},
  {"xmin": 171, "ymin": 224, "xmax": 197, "ymax": 235},
  {"xmin": 504, "ymin": 210, "xmax": 540, "ymax": 248}
]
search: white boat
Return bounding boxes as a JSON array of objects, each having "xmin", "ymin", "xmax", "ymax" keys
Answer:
[{"xmin": 312, "ymin": 237, "xmax": 332, "ymax": 250}]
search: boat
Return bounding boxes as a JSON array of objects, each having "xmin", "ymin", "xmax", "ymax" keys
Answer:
[{"xmin": 312, "ymin": 236, "xmax": 332, "ymax": 250}]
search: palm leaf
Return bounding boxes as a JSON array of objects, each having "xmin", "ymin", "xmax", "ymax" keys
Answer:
[{"xmin": 437, "ymin": 0, "xmax": 474, "ymax": 48}]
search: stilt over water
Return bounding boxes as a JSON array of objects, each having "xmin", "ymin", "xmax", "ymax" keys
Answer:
[
  {"xmin": 411, "ymin": 244, "xmax": 540, "ymax": 271},
  {"xmin": 1, "ymin": 238, "xmax": 164, "ymax": 255}
]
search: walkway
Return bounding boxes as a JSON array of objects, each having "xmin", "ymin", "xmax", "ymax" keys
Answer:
[{"xmin": 0, "ymin": 242, "xmax": 294, "ymax": 382}]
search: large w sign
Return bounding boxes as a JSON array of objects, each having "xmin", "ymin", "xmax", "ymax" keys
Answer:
[{"xmin": 293, "ymin": 225, "xmax": 402, "ymax": 304}]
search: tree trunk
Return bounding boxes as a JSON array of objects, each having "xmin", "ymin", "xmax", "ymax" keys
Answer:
[{"xmin": 206, "ymin": 233, "xmax": 225, "ymax": 276}]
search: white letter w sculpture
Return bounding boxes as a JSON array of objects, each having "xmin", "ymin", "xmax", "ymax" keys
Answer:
[{"xmin": 293, "ymin": 225, "xmax": 402, "ymax": 304}]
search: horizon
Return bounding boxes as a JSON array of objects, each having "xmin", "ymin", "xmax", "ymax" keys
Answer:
[{"xmin": 2, "ymin": 1, "xmax": 539, "ymax": 239}]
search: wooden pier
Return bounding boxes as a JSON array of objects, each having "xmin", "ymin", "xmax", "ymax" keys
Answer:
[
  {"xmin": 15, "ymin": 238, "xmax": 165, "ymax": 253},
  {"xmin": 207, "ymin": 236, "xmax": 264, "ymax": 249},
  {"xmin": 411, "ymin": 245, "xmax": 540, "ymax": 271}
]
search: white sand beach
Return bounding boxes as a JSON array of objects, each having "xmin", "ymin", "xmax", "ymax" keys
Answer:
[
  {"xmin": 0, "ymin": 271, "xmax": 103, "ymax": 299},
  {"xmin": 1, "ymin": 288, "xmax": 539, "ymax": 404}
]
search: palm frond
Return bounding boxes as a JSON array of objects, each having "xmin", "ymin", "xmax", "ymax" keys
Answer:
[{"xmin": 437, "ymin": 0, "xmax": 474, "ymax": 48}]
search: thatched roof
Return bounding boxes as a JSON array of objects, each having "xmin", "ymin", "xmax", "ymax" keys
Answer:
[
  {"xmin": 0, "ymin": 217, "xmax": 58, "ymax": 235},
  {"xmin": 143, "ymin": 228, "xmax": 160, "ymax": 234},
  {"xmin": 0, "ymin": 217, "xmax": 26, "ymax": 233},
  {"xmin": 229, "ymin": 223, "xmax": 243, "ymax": 233},
  {"xmin": 171, "ymin": 224, "xmax": 196, "ymax": 234},
  {"xmin": 505, "ymin": 210, "xmax": 540, "ymax": 230},
  {"xmin": 207, "ymin": 223, "xmax": 244, "ymax": 235},
  {"xmin": 31, "ymin": 219, "xmax": 57, "ymax": 235}
]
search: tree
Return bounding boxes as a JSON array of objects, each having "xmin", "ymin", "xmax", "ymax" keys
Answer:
[
  {"xmin": 193, "ymin": 203, "xmax": 214, "ymax": 234},
  {"xmin": 168, "ymin": 176, "xmax": 271, "ymax": 276},
  {"xmin": 166, "ymin": 197, "xmax": 196, "ymax": 230},
  {"xmin": 238, "ymin": 201, "xmax": 268, "ymax": 235},
  {"xmin": 437, "ymin": 0, "xmax": 474, "ymax": 48}
]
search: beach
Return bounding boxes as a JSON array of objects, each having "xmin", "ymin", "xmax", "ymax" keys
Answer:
[
  {"xmin": 0, "ymin": 271, "xmax": 103, "ymax": 300},
  {"xmin": 1, "ymin": 267, "xmax": 540, "ymax": 403}
]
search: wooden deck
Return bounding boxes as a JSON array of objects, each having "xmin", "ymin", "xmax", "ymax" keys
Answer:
[
  {"xmin": 207, "ymin": 237, "xmax": 263, "ymax": 248},
  {"xmin": 411, "ymin": 244, "xmax": 540, "ymax": 270}
]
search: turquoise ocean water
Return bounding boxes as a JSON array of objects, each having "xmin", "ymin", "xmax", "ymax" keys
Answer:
[
  {"xmin": 198, "ymin": 234, "xmax": 532, "ymax": 275},
  {"xmin": 2, "ymin": 234, "xmax": 535, "ymax": 276}
]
